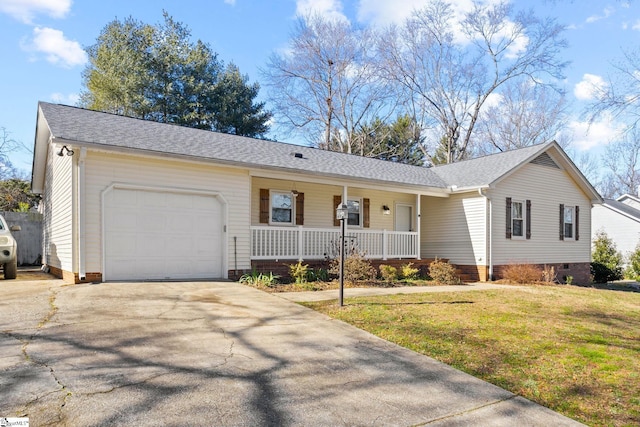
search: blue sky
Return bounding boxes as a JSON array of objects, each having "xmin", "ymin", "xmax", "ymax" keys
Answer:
[{"xmin": 0, "ymin": 0, "xmax": 638, "ymax": 175}]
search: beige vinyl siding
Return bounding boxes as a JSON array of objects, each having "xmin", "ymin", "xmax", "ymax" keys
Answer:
[
  {"xmin": 592, "ymin": 205, "xmax": 640, "ymax": 260},
  {"xmin": 490, "ymin": 162, "xmax": 591, "ymax": 264},
  {"xmin": 420, "ymin": 194, "xmax": 487, "ymax": 265},
  {"xmin": 250, "ymin": 177, "xmax": 417, "ymax": 230},
  {"xmin": 83, "ymin": 151, "xmax": 251, "ymax": 273},
  {"xmin": 43, "ymin": 143, "xmax": 74, "ymax": 271}
]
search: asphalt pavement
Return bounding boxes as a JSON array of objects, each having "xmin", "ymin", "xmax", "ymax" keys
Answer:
[{"xmin": 0, "ymin": 271, "xmax": 584, "ymax": 426}]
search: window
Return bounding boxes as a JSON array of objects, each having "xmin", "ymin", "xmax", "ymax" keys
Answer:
[
  {"xmin": 564, "ymin": 206, "xmax": 573, "ymax": 239},
  {"xmin": 559, "ymin": 204, "xmax": 579, "ymax": 241},
  {"xmin": 333, "ymin": 195, "xmax": 370, "ymax": 228},
  {"xmin": 347, "ymin": 199, "xmax": 361, "ymax": 227},
  {"xmin": 506, "ymin": 198, "xmax": 531, "ymax": 240},
  {"xmin": 271, "ymin": 191, "xmax": 294, "ymax": 224},
  {"xmin": 259, "ymin": 188, "xmax": 303, "ymax": 225},
  {"xmin": 512, "ymin": 201, "xmax": 524, "ymax": 238}
]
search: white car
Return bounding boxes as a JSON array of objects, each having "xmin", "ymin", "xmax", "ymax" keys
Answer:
[{"xmin": 0, "ymin": 214, "xmax": 20, "ymax": 279}]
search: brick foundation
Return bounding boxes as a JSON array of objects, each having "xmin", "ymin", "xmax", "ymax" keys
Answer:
[
  {"xmin": 454, "ymin": 265, "xmax": 489, "ymax": 282},
  {"xmin": 492, "ymin": 262, "xmax": 590, "ymax": 285},
  {"xmin": 46, "ymin": 265, "xmax": 103, "ymax": 284}
]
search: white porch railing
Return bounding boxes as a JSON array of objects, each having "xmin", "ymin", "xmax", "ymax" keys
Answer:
[{"xmin": 251, "ymin": 226, "xmax": 419, "ymax": 260}]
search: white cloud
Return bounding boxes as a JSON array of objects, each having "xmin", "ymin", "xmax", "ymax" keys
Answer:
[
  {"xmin": 568, "ymin": 114, "xmax": 624, "ymax": 151},
  {"xmin": 50, "ymin": 92, "xmax": 79, "ymax": 104},
  {"xmin": 23, "ymin": 27, "xmax": 87, "ymax": 68},
  {"xmin": 574, "ymin": 74, "xmax": 608, "ymax": 101},
  {"xmin": 585, "ymin": 7, "xmax": 614, "ymax": 24},
  {"xmin": 356, "ymin": 0, "xmax": 423, "ymax": 26},
  {"xmin": 224, "ymin": 0, "xmax": 236, "ymax": 5},
  {"xmin": 0, "ymin": 0, "xmax": 71, "ymax": 24},
  {"xmin": 632, "ymin": 19, "xmax": 640, "ymax": 31},
  {"xmin": 484, "ymin": 92, "xmax": 503, "ymax": 109},
  {"xmin": 296, "ymin": 0, "xmax": 347, "ymax": 22}
]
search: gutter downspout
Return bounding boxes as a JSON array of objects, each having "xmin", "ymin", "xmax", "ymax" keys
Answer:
[
  {"xmin": 479, "ymin": 188, "xmax": 493, "ymax": 281},
  {"xmin": 78, "ymin": 147, "xmax": 86, "ymax": 281}
]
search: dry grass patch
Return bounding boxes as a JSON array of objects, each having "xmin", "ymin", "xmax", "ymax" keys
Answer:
[{"xmin": 303, "ymin": 286, "xmax": 640, "ymax": 426}]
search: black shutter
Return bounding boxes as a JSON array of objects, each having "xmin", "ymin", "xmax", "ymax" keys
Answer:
[
  {"xmin": 559, "ymin": 204, "xmax": 564, "ymax": 240},
  {"xmin": 526, "ymin": 200, "xmax": 531, "ymax": 240},
  {"xmin": 506, "ymin": 197, "xmax": 512, "ymax": 239},
  {"xmin": 575, "ymin": 205, "xmax": 579, "ymax": 241}
]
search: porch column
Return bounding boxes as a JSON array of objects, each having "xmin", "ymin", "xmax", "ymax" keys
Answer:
[{"xmin": 416, "ymin": 194, "xmax": 421, "ymax": 260}]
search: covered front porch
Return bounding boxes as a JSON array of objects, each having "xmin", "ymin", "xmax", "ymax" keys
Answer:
[{"xmin": 241, "ymin": 172, "xmax": 455, "ymax": 280}]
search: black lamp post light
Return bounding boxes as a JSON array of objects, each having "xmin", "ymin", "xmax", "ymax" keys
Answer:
[{"xmin": 336, "ymin": 203, "xmax": 348, "ymax": 307}]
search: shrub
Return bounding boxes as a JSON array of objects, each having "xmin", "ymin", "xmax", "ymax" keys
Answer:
[
  {"xmin": 502, "ymin": 263, "xmax": 542, "ymax": 284},
  {"xmin": 306, "ymin": 267, "xmax": 329, "ymax": 282},
  {"xmin": 590, "ymin": 262, "xmax": 621, "ymax": 284},
  {"xmin": 591, "ymin": 231, "xmax": 623, "ymax": 283},
  {"xmin": 329, "ymin": 253, "xmax": 376, "ymax": 285},
  {"xmin": 379, "ymin": 264, "xmax": 398, "ymax": 283},
  {"xmin": 239, "ymin": 270, "xmax": 279, "ymax": 288},
  {"xmin": 428, "ymin": 258, "xmax": 461, "ymax": 285},
  {"xmin": 288, "ymin": 261, "xmax": 308, "ymax": 284},
  {"xmin": 400, "ymin": 262, "xmax": 419, "ymax": 280},
  {"xmin": 541, "ymin": 265, "xmax": 557, "ymax": 284},
  {"xmin": 626, "ymin": 243, "xmax": 640, "ymax": 280}
]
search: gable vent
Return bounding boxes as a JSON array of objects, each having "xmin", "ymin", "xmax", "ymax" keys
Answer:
[{"xmin": 530, "ymin": 152, "xmax": 560, "ymax": 169}]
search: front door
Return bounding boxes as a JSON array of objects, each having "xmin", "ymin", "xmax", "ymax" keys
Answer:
[{"xmin": 395, "ymin": 204, "xmax": 413, "ymax": 232}]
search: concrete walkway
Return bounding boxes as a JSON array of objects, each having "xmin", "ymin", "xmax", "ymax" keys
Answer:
[
  {"xmin": 277, "ymin": 282, "xmax": 526, "ymax": 302},
  {"xmin": 0, "ymin": 274, "xmax": 583, "ymax": 426}
]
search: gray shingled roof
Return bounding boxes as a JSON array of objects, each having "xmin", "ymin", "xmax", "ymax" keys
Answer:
[
  {"xmin": 431, "ymin": 143, "xmax": 552, "ymax": 188},
  {"xmin": 39, "ymin": 102, "xmax": 449, "ymax": 189},
  {"xmin": 603, "ymin": 198, "xmax": 640, "ymax": 222}
]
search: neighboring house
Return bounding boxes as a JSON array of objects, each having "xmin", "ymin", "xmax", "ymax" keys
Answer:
[
  {"xmin": 592, "ymin": 195, "xmax": 640, "ymax": 261},
  {"xmin": 31, "ymin": 102, "xmax": 602, "ymax": 284}
]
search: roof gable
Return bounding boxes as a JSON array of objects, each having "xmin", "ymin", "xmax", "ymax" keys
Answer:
[
  {"xmin": 431, "ymin": 141, "xmax": 602, "ymax": 203},
  {"xmin": 431, "ymin": 143, "xmax": 553, "ymax": 188}
]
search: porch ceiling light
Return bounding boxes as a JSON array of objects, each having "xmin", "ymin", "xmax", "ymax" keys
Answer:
[{"xmin": 57, "ymin": 145, "xmax": 74, "ymax": 157}]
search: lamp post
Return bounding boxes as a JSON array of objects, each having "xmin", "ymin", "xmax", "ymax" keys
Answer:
[{"xmin": 336, "ymin": 203, "xmax": 348, "ymax": 307}]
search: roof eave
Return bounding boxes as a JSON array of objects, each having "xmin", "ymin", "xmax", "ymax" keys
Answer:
[
  {"xmin": 31, "ymin": 105, "xmax": 51, "ymax": 194},
  {"xmin": 52, "ymin": 137, "xmax": 451, "ymax": 196}
]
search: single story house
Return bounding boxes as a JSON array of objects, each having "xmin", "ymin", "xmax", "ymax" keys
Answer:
[
  {"xmin": 32, "ymin": 102, "xmax": 602, "ymax": 284},
  {"xmin": 592, "ymin": 194, "xmax": 640, "ymax": 260}
]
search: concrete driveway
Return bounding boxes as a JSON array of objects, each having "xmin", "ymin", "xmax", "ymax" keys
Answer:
[{"xmin": 0, "ymin": 272, "xmax": 583, "ymax": 426}]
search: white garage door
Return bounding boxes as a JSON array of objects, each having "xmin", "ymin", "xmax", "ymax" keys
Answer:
[{"xmin": 104, "ymin": 188, "xmax": 224, "ymax": 281}]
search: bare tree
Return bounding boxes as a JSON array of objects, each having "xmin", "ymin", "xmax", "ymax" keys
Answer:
[
  {"xmin": 0, "ymin": 127, "xmax": 27, "ymax": 179},
  {"xmin": 262, "ymin": 14, "xmax": 395, "ymax": 153},
  {"xmin": 474, "ymin": 79, "xmax": 570, "ymax": 155},
  {"xmin": 586, "ymin": 46, "xmax": 640, "ymax": 129},
  {"xmin": 599, "ymin": 128, "xmax": 640, "ymax": 199},
  {"xmin": 379, "ymin": 0, "xmax": 568, "ymax": 163}
]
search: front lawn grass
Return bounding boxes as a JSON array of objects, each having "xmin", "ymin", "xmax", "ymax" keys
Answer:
[{"xmin": 303, "ymin": 285, "xmax": 640, "ymax": 426}]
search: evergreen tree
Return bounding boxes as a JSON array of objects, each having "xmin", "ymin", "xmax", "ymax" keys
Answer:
[
  {"xmin": 80, "ymin": 12, "xmax": 270, "ymax": 138},
  {"xmin": 591, "ymin": 230, "xmax": 623, "ymax": 283}
]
